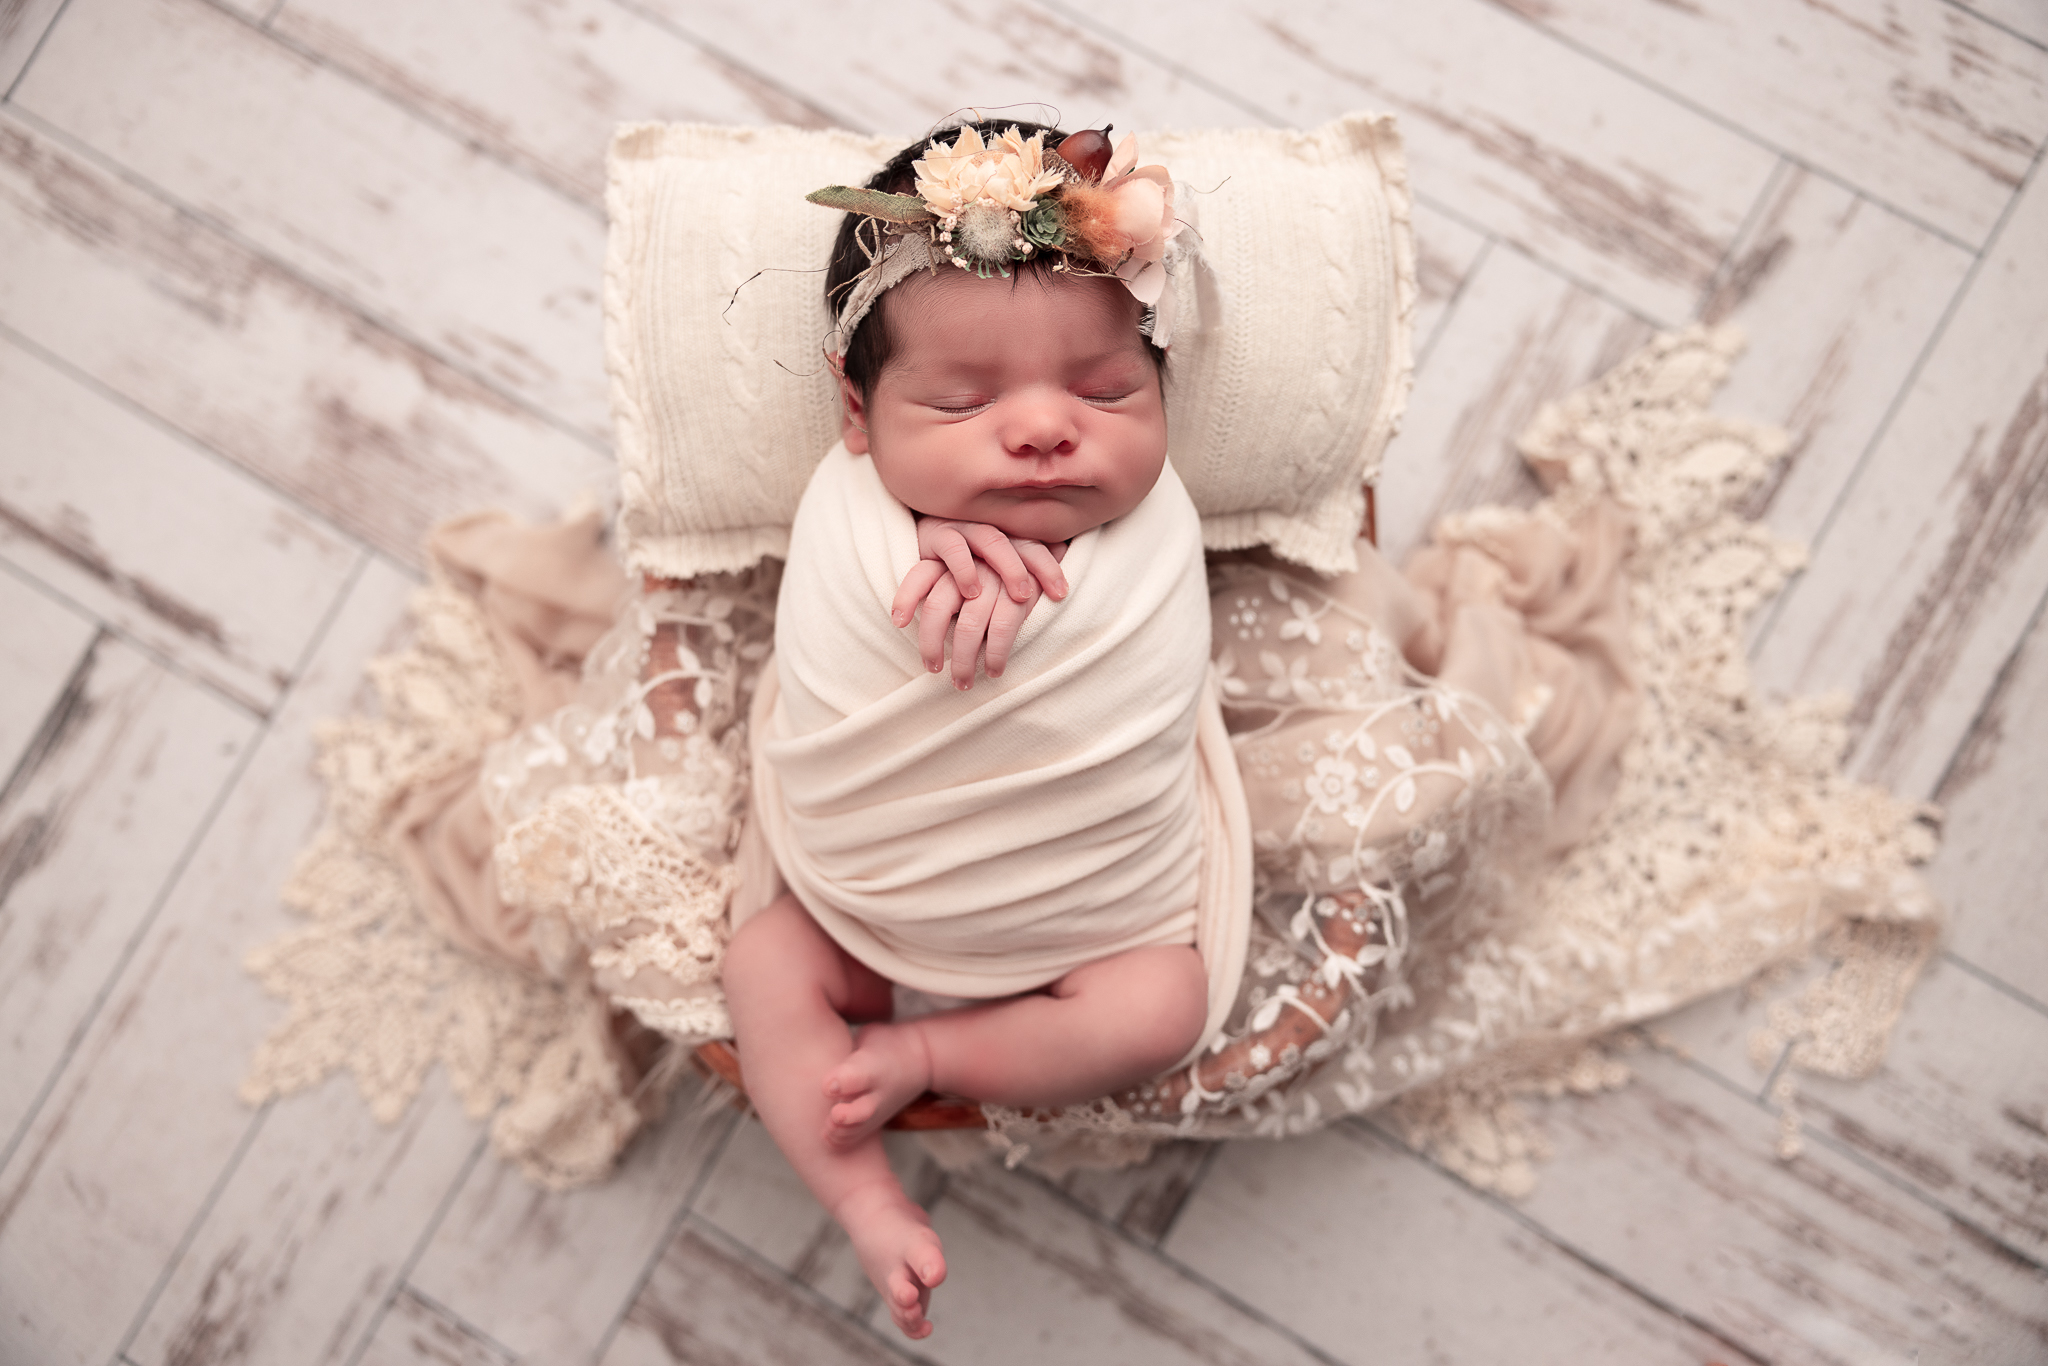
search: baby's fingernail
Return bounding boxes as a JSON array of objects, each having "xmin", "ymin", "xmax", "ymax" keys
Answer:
[{"xmin": 988, "ymin": 665, "xmax": 1003, "ymax": 677}]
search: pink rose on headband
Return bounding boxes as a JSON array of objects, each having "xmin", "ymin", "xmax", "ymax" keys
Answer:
[{"xmin": 1097, "ymin": 136, "xmax": 1180, "ymax": 307}]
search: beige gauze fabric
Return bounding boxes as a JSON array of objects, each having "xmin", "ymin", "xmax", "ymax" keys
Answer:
[{"xmin": 750, "ymin": 445, "xmax": 1252, "ymax": 1049}]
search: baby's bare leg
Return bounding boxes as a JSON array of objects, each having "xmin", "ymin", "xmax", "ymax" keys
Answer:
[
  {"xmin": 722, "ymin": 896, "xmax": 946, "ymax": 1340},
  {"xmin": 824, "ymin": 943, "xmax": 1207, "ymax": 1145}
]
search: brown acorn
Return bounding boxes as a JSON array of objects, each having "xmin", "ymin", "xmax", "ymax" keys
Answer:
[{"xmin": 1051, "ymin": 125, "xmax": 1114, "ymax": 183}]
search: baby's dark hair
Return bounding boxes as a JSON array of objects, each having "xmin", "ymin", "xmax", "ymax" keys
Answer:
[{"xmin": 823, "ymin": 116, "xmax": 1168, "ymax": 398}]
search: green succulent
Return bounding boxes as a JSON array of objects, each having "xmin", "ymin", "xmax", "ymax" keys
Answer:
[{"xmin": 1021, "ymin": 198, "xmax": 1068, "ymax": 251}]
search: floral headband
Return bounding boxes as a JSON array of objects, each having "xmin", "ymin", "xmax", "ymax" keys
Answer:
[{"xmin": 809, "ymin": 124, "xmax": 1187, "ymax": 353}]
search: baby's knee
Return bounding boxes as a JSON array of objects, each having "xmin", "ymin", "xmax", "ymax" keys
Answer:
[
  {"xmin": 721, "ymin": 894, "xmax": 809, "ymax": 990},
  {"xmin": 1122, "ymin": 946, "xmax": 1209, "ymax": 1073}
]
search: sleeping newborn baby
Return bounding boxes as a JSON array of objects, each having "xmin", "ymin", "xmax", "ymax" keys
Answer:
[{"xmin": 720, "ymin": 121, "xmax": 1248, "ymax": 1341}]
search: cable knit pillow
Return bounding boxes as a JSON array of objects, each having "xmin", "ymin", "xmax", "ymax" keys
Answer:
[{"xmin": 607, "ymin": 114, "xmax": 1414, "ymax": 577}]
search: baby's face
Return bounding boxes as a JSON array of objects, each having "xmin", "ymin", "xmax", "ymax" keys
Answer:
[{"xmin": 838, "ymin": 267, "xmax": 1168, "ymax": 544}]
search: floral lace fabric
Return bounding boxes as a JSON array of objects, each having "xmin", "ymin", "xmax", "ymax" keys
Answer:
[{"xmin": 243, "ymin": 326, "xmax": 1940, "ymax": 1190}]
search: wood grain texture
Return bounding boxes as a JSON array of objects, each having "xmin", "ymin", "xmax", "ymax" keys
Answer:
[
  {"xmin": 911, "ymin": 1161, "xmax": 1334, "ymax": 1366},
  {"xmin": 1513, "ymin": 1050, "xmax": 2048, "ymax": 1366},
  {"xmin": 1750, "ymin": 155, "xmax": 2048, "ymax": 799},
  {"xmin": 1489, "ymin": 0, "xmax": 2048, "ymax": 246},
  {"xmin": 1044, "ymin": 1140, "xmax": 1212, "ymax": 1246},
  {"xmin": 1163, "ymin": 1126, "xmax": 1756, "ymax": 1365},
  {"xmin": 1956, "ymin": 0, "xmax": 2048, "ymax": 46},
  {"xmin": 124, "ymin": 1073, "xmax": 485, "ymax": 1366},
  {"xmin": 1779, "ymin": 959, "xmax": 2048, "ymax": 1265},
  {"xmin": 1374, "ymin": 242, "xmax": 1652, "ymax": 563},
  {"xmin": 624, "ymin": 0, "xmax": 1253, "ymax": 135},
  {"xmin": 1408, "ymin": 202, "xmax": 1489, "ymax": 373},
  {"xmin": 1929, "ymin": 588, "xmax": 2048, "ymax": 1006},
  {"xmin": 354, "ymin": 1289, "xmax": 518, "ymax": 1366},
  {"xmin": 0, "ymin": 570, "xmax": 94, "ymax": 780},
  {"xmin": 601, "ymin": 1220, "xmax": 912, "ymax": 1366},
  {"xmin": 1071, "ymin": 0, "xmax": 1780, "ymax": 321},
  {"xmin": 400, "ymin": 1090, "xmax": 735, "ymax": 1363},
  {"xmin": 0, "ymin": 560, "xmax": 415, "ymax": 1366},
  {"xmin": 0, "ymin": 0, "xmax": 64, "ymax": 93},
  {"xmin": 15, "ymin": 0, "xmax": 613, "ymax": 440},
  {"xmin": 0, "ymin": 335, "xmax": 362, "ymax": 714},
  {"xmin": 1703, "ymin": 166, "xmax": 1974, "ymax": 549},
  {"xmin": 0, "ymin": 634, "xmax": 253, "ymax": 1157},
  {"xmin": 270, "ymin": 0, "xmax": 836, "ymax": 205},
  {"xmin": 0, "ymin": 109, "xmax": 611, "ymax": 568}
]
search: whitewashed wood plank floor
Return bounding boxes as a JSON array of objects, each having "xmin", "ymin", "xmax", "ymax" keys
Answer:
[{"xmin": 1, "ymin": 1, "xmax": 2044, "ymax": 1362}]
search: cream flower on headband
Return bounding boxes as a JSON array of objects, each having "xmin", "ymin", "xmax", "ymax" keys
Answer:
[{"xmin": 913, "ymin": 125, "xmax": 1062, "ymax": 222}]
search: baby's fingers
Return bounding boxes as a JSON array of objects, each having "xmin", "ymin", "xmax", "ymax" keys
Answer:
[
  {"xmin": 917, "ymin": 577, "xmax": 963, "ymax": 673},
  {"xmin": 919, "ymin": 522, "xmax": 983, "ymax": 599},
  {"xmin": 950, "ymin": 586, "xmax": 998, "ymax": 690},
  {"xmin": 891, "ymin": 559, "xmax": 947, "ymax": 628},
  {"xmin": 958, "ymin": 523, "xmax": 1035, "ymax": 602},
  {"xmin": 982, "ymin": 588, "xmax": 1038, "ymax": 678},
  {"xmin": 1015, "ymin": 539, "xmax": 1069, "ymax": 602}
]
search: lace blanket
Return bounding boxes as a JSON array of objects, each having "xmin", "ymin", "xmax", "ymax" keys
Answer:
[
  {"xmin": 242, "ymin": 327, "xmax": 1940, "ymax": 1190},
  {"xmin": 752, "ymin": 446, "xmax": 1251, "ymax": 1045}
]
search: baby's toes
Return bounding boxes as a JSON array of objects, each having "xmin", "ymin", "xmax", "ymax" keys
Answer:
[
  {"xmin": 822, "ymin": 1055, "xmax": 876, "ymax": 1101},
  {"xmin": 887, "ymin": 1269, "xmax": 932, "ymax": 1337},
  {"xmin": 826, "ymin": 1094, "xmax": 879, "ymax": 1138}
]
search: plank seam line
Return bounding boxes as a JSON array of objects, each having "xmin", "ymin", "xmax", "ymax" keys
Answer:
[
  {"xmin": 600, "ymin": 0, "xmax": 858, "ymax": 135},
  {"xmin": 0, "ymin": 0, "xmax": 76, "ymax": 105},
  {"xmin": 111, "ymin": 1102, "xmax": 275, "ymax": 1362},
  {"xmin": 395, "ymin": 1284, "xmax": 522, "ymax": 1363},
  {"xmin": 680, "ymin": 1212, "xmax": 933, "ymax": 1364},
  {"xmin": 1483, "ymin": 0, "xmax": 2008, "ymax": 254},
  {"xmin": 1034, "ymin": 0, "xmax": 1290, "ymax": 129},
  {"xmin": 1748, "ymin": 136, "xmax": 2048, "ymax": 661},
  {"xmin": 1692, "ymin": 155, "xmax": 1793, "ymax": 324},
  {"xmin": 1940, "ymin": 950, "xmax": 2048, "ymax": 1022},
  {"xmin": 342, "ymin": 1131, "xmax": 493, "ymax": 1366},
  {"xmin": 0, "ymin": 545, "xmax": 363, "ymax": 1189},
  {"xmin": 0, "ymin": 620, "xmax": 100, "ymax": 813},
  {"xmin": 0, "ymin": 102, "xmax": 611, "ymax": 460},
  {"xmin": 1938, "ymin": 0, "xmax": 2048, "ymax": 55},
  {"xmin": 591, "ymin": 1100, "xmax": 744, "ymax": 1363},
  {"xmin": 188, "ymin": 0, "xmax": 607, "ymax": 224},
  {"xmin": 258, "ymin": 0, "xmax": 287, "ymax": 29},
  {"xmin": 1927, "ymin": 575, "xmax": 2048, "ymax": 805},
  {"xmin": 1009, "ymin": 1165, "xmax": 1352, "ymax": 1366},
  {"xmin": 0, "ymin": 317, "xmax": 374, "ymax": 575},
  {"xmin": 1151, "ymin": 1139, "xmax": 1225, "ymax": 1250},
  {"xmin": 1413, "ymin": 235, "xmax": 1495, "ymax": 378},
  {"xmin": 1349, "ymin": 1117, "xmax": 1773, "ymax": 1365}
]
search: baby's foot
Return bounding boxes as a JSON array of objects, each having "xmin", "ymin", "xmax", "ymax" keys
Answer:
[
  {"xmin": 822, "ymin": 1022, "xmax": 932, "ymax": 1146},
  {"xmin": 835, "ymin": 1182, "xmax": 947, "ymax": 1339}
]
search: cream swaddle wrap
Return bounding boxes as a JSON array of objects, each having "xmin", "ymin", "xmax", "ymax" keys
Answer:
[{"xmin": 750, "ymin": 443, "xmax": 1252, "ymax": 1050}]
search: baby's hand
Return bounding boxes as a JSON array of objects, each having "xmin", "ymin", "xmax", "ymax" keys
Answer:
[
  {"xmin": 890, "ymin": 519, "xmax": 1068, "ymax": 625},
  {"xmin": 891, "ymin": 522, "xmax": 1068, "ymax": 690}
]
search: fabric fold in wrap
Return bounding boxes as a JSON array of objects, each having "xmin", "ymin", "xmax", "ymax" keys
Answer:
[{"xmin": 750, "ymin": 444, "xmax": 1253, "ymax": 1049}]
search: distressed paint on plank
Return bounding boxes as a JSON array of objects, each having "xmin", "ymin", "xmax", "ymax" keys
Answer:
[
  {"xmin": 1929, "ymin": 587, "xmax": 2048, "ymax": 1006},
  {"xmin": 0, "ymin": 571, "xmax": 95, "ymax": 781},
  {"xmin": 0, "ymin": 0, "xmax": 65, "ymax": 93},
  {"xmin": 625, "ymin": 0, "xmax": 1252, "ymax": 136},
  {"xmin": 0, "ymin": 111, "xmax": 610, "ymax": 568},
  {"xmin": 401, "ymin": 1089, "xmax": 736, "ymax": 1363},
  {"xmin": 693, "ymin": 1118, "xmax": 944, "ymax": 1314},
  {"xmin": 1068, "ymin": 0, "xmax": 1780, "ymax": 321},
  {"xmin": 15, "ymin": 0, "xmax": 613, "ymax": 440},
  {"xmin": 0, "ymin": 559, "xmax": 416, "ymax": 1366},
  {"xmin": 1782, "ymin": 960, "xmax": 2048, "ymax": 1263},
  {"xmin": 271, "ymin": 0, "xmax": 835, "ymax": 206},
  {"xmin": 1164, "ymin": 1125, "xmax": 1756, "ymax": 1365},
  {"xmin": 1511, "ymin": 1050, "xmax": 2048, "ymax": 1366},
  {"xmin": 1703, "ymin": 167, "xmax": 1974, "ymax": 548},
  {"xmin": 601, "ymin": 1220, "xmax": 910, "ymax": 1366},
  {"xmin": 0, "ymin": 634, "xmax": 253, "ymax": 1158},
  {"xmin": 1954, "ymin": 0, "xmax": 2048, "ymax": 46},
  {"xmin": 1374, "ymin": 242, "xmax": 1653, "ymax": 563},
  {"xmin": 0, "ymin": 335, "xmax": 360, "ymax": 714},
  {"xmin": 909, "ymin": 1161, "xmax": 1335, "ymax": 1366},
  {"xmin": 1751, "ymin": 156, "xmax": 2048, "ymax": 799},
  {"xmin": 354, "ymin": 1288, "xmax": 518, "ymax": 1366},
  {"xmin": 1490, "ymin": 0, "xmax": 2048, "ymax": 247},
  {"xmin": 126, "ymin": 1073, "xmax": 485, "ymax": 1366}
]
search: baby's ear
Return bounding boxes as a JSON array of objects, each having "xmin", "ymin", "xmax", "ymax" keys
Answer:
[{"xmin": 832, "ymin": 363, "xmax": 872, "ymax": 454}]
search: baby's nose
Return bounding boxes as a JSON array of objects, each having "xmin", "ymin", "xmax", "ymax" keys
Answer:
[{"xmin": 1001, "ymin": 390, "xmax": 1079, "ymax": 455}]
